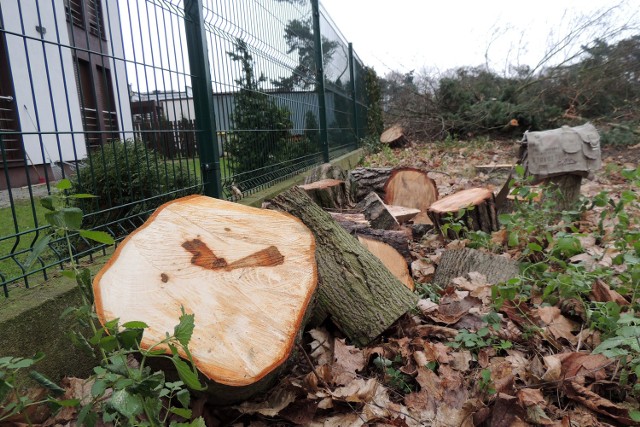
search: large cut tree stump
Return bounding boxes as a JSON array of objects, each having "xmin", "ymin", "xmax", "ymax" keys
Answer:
[
  {"xmin": 380, "ymin": 125, "xmax": 409, "ymax": 146},
  {"xmin": 93, "ymin": 195, "xmax": 316, "ymax": 401},
  {"xmin": 299, "ymin": 179, "xmax": 349, "ymax": 209},
  {"xmin": 349, "ymin": 167, "xmax": 392, "ymax": 202},
  {"xmin": 428, "ymin": 188, "xmax": 499, "ymax": 238},
  {"xmin": 383, "ymin": 168, "xmax": 439, "ymax": 225},
  {"xmin": 268, "ymin": 186, "xmax": 418, "ymax": 346},
  {"xmin": 329, "ymin": 212, "xmax": 412, "ymax": 262}
]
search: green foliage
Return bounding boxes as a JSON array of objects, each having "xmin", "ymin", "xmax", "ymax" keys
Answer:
[
  {"xmin": 0, "ymin": 353, "xmax": 65, "ymax": 423},
  {"xmin": 600, "ymin": 124, "xmax": 639, "ymax": 146},
  {"xmin": 227, "ymin": 39, "xmax": 300, "ymax": 182},
  {"xmin": 477, "ymin": 369, "xmax": 496, "ymax": 396},
  {"xmin": 382, "ymin": 35, "xmax": 640, "ymax": 139},
  {"xmin": 447, "ymin": 313, "xmax": 512, "ymax": 354},
  {"xmin": 373, "ymin": 356, "xmax": 415, "ymax": 394},
  {"xmin": 80, "ymin": 312, "xmax": 206, "ymax": 426},
  {"xmin": 72, "ymin": 140, "xmax": 193, "ymax": 232},
  {"xmin": 363, "ymin": 66, "xmax": 383, "ymax": 137}
]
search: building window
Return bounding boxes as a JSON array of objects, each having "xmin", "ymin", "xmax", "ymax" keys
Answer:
[
  {"xmin": 65, "ymin": 0, "xmax": 85, "ymax": 28},
  {"xmin": 0, "ymin": 31, "xmax": 22, "ymax": 164},
  {"xmin": 87, "ymin": 0, "xmax": 106, "ymax": 40}
]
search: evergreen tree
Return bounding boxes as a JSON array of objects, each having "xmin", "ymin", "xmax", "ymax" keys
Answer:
[{"xmin": 227, "ymin": 39, "xmax": 293, "ymax": 178}]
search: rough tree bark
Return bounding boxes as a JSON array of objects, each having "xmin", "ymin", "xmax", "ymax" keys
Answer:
[
  {"xmin": 268, "ymin": 186, "xmax": 418, "ymax": 347},
  {"xmin": 329, "ymin": 212, "xmax": 413, "ymax": 262},
  {"xmin": 299, "ymin": 179, "xmax": 349, "ymax": 209},
  {"xmin": 357, "ymin": 192, "xmax": 399, "ymax": 230},
  {"xmin": 427, "ymin": 188, "xmax": 499, "ymax": 238},
  {"xmin": 543, "ymin": 174, "xmax": 583, "ymax": 211},
  {"xmin": 305, "ymin": 163, "xmax": 354, "ymax": 205},
  {"xmin": 348, "ymin": 167, "xmax": 392, "ymax": 202},
  {"xmin": 433, "ymin": 248, "xmax": 520, "ymax": 288}
]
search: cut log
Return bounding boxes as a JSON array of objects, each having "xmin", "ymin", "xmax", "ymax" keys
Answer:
[
  {"xmin": 93, "ymin": 195, "xmax": 316, "ymax": 401},
  {"xmin": 383, "ymin": 168, "xmax": 439, "ymax": 225},
  {"xmin": 298, "ymin": 179, "xmax": 348, "ymax": 209},
  {"xmin": 267, "ymin": 186, "xmax": 418, "ymax": 347},
  {"xmin": 380, "ymin": 125, "xmax": 409, "ymax": 146},
  {"xmin": 305, "ymin": 163, "xmax": 348, "ymax": 184},
  {"xmin": 305, "ymin": 163, "xmax": 354, "ymax": 204},
  {"xmin": 433, "ymin": 248, "xmax": 520, "ymax": 288},
  {"xmin": 358, "ymin": 236, "xmax": 414, "ymax": 291},
  {"xmin": 349, "ymin": 167, "xmax": 392, "ymax": 202},
  {"xmin": 357, "ymin": 192, "xmax": 399, "ymax": 230},
  {"xmin": 387, "ymin": 205, "xmax": 421, "ymax": 224},
  {"xmin": 427, "ymin": 188, "xmax": 499, "ymax": 239},
  {"xmin": 329, "ymin": 212, "xmax": 413, "ymax": 262}
]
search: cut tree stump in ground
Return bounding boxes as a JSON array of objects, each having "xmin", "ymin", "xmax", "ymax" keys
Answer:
[
  {"xmin": 428, "ymin": 188, "xmax": 498, "ymax": 238},
  {"xmin": 358, "ymin": 236, "xmax": 414, "ymax": 291},
  {"xmin": 329, "ymin": 212, "xmax": 413, "ymax": 262},
  {"xmin": 93, "ymin": 195, "xmax": 316, "ymax": 401},
  {"xmin": 357, "ymin": 192, "xmax": 399, "ymax": 230},
  {"xmin": 298, "ymin": 179, "xmax": 349, "ymax": 209},
  {"xmin": 543, "ymin": 174, "xmax": 583, "ymax": 211},
  {"xmin": 380, "ymin": 125, "xmax": 409, "ymax": 146},
  {"xmin": 349, "ymin": 167, "xmax": 392, "ymax": 202},
  {"xmin": 383, "ymin": 168, "xmax": 439, "ymax": 225},
  {"xmin": 433, "ymin": 248, "xmax": 520, "ymax": 288},
  {"xmin": 268, "ymin": 186, "xmax": 418, "ymax": 347},
  {"xmin": 305, "ymin": 163, "xmax": 354, "ymax": 204}
]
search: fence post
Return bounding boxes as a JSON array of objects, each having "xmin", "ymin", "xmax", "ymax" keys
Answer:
[
  {"xmin": 311, "ymin": 0, "xmax": 329, "ymax": 163},
  {"xmin": 184, "ymin": 0, "xmax": 223, "ymax": 198},
  {"xmin": 348, "ymin": 43, "xmax": 360, "ymax": 142}
]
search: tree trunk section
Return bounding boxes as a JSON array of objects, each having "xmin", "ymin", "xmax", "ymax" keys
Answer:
[
  {"xmin": 384, "ymin": 168, "xmax": 439, "ymax": 225},
  {"xmin": 305, "ymin": 163, "xmax": 354, "ymax": 205},
  {"xmin": 299, "ymin": 179, "xmax": 349, "ymax": 209},
  {"xmin": 349, "ymin": 167, "xmax": 392, "ymax": 202},
  {"xmin": 427, "ymin": 188, "xmax": 498, "ymax": 239},
  {"xmin": 268, "ymin": 187, "xmax": 418, "ymax": 347},
  {"xmin": 92, "ymin": 195, "xmax": 317, "ymax": 402},
  {"xmin": 329, "ymin": 212, "xmax": 412, "ymax": 262},
  {"xmin": 433, "ymin": 248, "xmax": 520, "ymax": 288},
  {"xmin": 380, "ymin": 125, "xmax": 409, "ymax": 146},
  {"xmin": 543, "ymin": 174, "xmax": 582, "ymax": 211},
  {"xmin": 358, "ymin": 236, "xmax": 414, "ymax": 291},
  {"xmin": 357, "ymin": 192, "xmax": 399, "ymax": 230}
]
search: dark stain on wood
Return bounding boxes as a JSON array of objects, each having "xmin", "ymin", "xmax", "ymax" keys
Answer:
[
  {"xmin": 161, "ymin": 273, "xmax": 169, "ymax": 283},
  {"xmin": 224, "ymin": 227, "xmax": 231, "ymax": 232},
  {"xmin": 182, "ymin": 239, "xmax": 228, "ymax": 270},
  {"xmin": 181, "ymin": 239, "xmax": 285, "ymax": 272}
]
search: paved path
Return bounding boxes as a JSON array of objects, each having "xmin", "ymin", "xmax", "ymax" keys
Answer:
[{"xmin": 0, "ymin": 183, "xmax": 51, "ymax": 209}]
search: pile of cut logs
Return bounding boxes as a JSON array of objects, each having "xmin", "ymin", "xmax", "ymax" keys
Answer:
[{"xmin": 92, "ymin": 158, "xmax": 502, "ymax": 402}]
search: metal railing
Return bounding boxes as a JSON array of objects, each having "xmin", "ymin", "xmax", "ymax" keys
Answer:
[{"xmin": 0, "ymin": 0, "xmax": 373, "ymax": 296}]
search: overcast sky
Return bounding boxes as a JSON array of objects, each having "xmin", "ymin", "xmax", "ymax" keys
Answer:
[{"xmin": 320, "ymin": 0, "xmax": 639, "ymax": 76}]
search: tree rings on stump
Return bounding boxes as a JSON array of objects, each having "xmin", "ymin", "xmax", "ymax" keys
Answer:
[
  {"xmin": 93, "ymin": 195, "xmax": 317, "ymax": 394},
  {"xmin": 383, "ymin": 168, "xmax": 439, "ymax": 225}
]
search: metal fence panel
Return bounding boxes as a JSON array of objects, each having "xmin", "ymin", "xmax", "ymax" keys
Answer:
[{"xmin": 0, "ymin": 0, "xmax": 372, "ymax": 296}]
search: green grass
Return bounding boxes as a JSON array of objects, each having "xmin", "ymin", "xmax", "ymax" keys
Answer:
[{"xmin": 0, "ymin": 199, "xmax": 53, "ymax": 289}]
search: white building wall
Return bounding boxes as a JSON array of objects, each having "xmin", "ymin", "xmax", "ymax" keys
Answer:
[
  {"xmin": 102, "ymin": 0, "xmax": 134, "ymax": 141},
  {"xmin": 2, "ymin": 0, "xmax": 87, "ymax": 166},
  {"xmin": 161, "ymin": 99, "xmax": 196, "ymax": 122}
]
